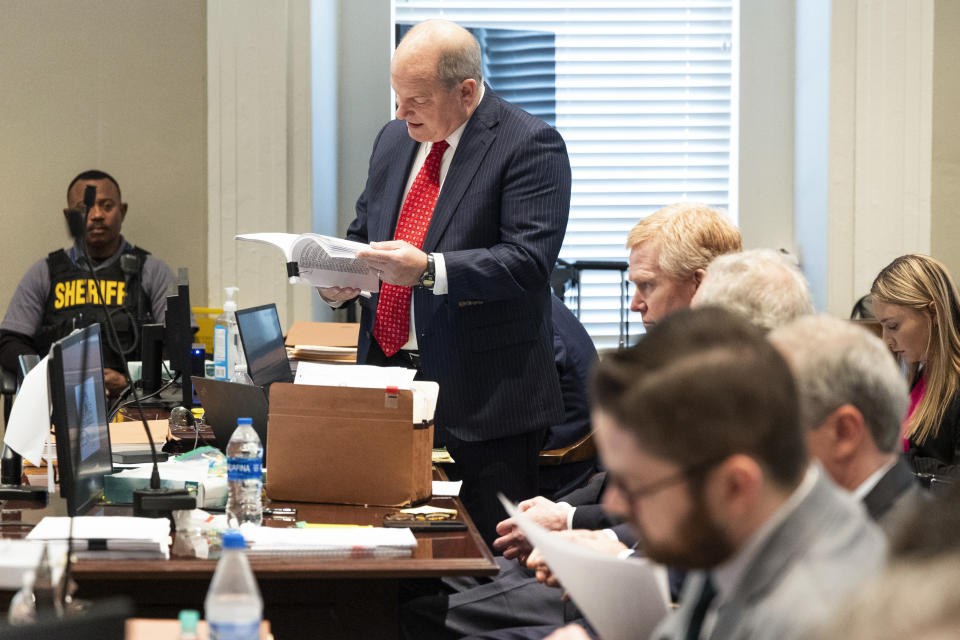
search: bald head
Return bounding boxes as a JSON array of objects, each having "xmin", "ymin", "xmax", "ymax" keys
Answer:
[
  {"xmin": 394, "ymin": 20, "xmax": 483, "ymax": 89},
  {"xmin": 392, "ymin": 20, "xmax": 483, "ymax": 142}
]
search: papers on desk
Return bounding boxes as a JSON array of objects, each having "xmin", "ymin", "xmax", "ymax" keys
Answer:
[
  {"xmin": 432, "ymin": 447, "xmax": 455, "ymax": 464},
  {"xmin": 498, "ymin": 494, "xmax": 669, "ymax": 640},
  {"xmin": 27, "ymin": 516, "xmax": 172, "ymax": 560},
  {"xmin": 432, "ymin": 480, "xmax": 462, "ymax": 497},
  {"xmin": 0, "ymin": 540, "xmax": 68, "ymax": 589},
  {"xmin": 295, "ymin": 362, "xmax": 416, "ymax": 388},
  {"xmin": 3, "ymin": 354, "xmax": 51, "ymax": 466},
  {"xmin": 244, "ymin": 526, "xmax": 417, "ymax": 558},
  {"xmin": 294, "ymin": 362, "xmax": 439, "ymax": 425},
  {"xmin": 287, "ymin": 344, "xmax": 357, "ymax": 363}
]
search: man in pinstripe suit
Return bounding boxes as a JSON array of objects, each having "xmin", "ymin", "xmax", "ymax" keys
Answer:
[{"xmin": 319, "ymin": 19, "xmax": 571, "ymax": 545}]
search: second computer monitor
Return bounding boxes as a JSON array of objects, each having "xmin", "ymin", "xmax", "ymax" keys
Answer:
[{"xmin": 49, "ymin": 324, "xmax": 113, "ymax": 516}]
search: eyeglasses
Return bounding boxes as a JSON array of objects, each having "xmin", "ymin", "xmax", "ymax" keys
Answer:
[
  {"xmin": 610, "ymin": 456, "xmax": 726, "ymax": 503},
  {"xmin": 384, "ymin": 510, "xmax": 456, "ymax": 523}
]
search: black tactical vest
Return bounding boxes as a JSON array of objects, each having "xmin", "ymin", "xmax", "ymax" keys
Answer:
[{"xmin": 39, "ymin": 247, "xmax": 154, "ymax": 371}]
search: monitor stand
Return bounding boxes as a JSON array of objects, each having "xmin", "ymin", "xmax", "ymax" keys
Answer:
[{"xmin": 0, "ymin": 446, "xmax": 48, "ymax": 503}]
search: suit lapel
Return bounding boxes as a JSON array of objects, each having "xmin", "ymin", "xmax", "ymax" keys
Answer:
[
  {"xmin": 377, "ymin": 135, "xmax": 420, "ymax": 241},
  {"xmin": 422, "ymin": 86, "xmax": 500, "ymax": 253},
  {"xmin": 862, "ymin": 457, "xmax": 917, "ymax": 522}
]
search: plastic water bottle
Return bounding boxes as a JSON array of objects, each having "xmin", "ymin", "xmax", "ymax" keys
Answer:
[
  {"xmin": 226, "ymin": 417, "xmax": 263, "ymax": 529},
  {"xmin": 204, "ymin": 531, "xmax": 262, "ymax": 640},
  {"xmin": 231, "ymin": 363, "xmax": 254, "ymax": 385},
  {"xmin": 7, "ymin": 570, "xmax": 36, "ymax": 624},
  {"xmin": 214, "ymin": 287, "xmax": 243, "ymax": 381}
]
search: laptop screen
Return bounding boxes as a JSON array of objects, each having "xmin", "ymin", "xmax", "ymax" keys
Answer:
[{"xmin": 235, "ymin": 303, "xmax": 294, "ymax": 387}]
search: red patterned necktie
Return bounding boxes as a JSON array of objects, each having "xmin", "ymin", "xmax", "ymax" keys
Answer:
[{"xmin": 373, "ymin": 139, "xmax": 449, "ymax": 357}]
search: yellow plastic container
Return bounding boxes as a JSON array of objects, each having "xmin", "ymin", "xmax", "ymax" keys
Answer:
[{"xmin": 192, "ymin": 307, "xmax": 222, "ymax": 354}]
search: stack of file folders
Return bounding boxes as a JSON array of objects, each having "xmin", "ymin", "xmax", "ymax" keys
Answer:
[
  {"xmin": 26, "ymin": 516, "xmax": 171, "ymax": 560},
  {"xmin": 244, "ymin": 526, "xmax": 417, "ymax": 558}
]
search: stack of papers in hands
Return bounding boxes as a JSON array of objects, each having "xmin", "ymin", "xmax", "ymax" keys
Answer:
[
  {"xmin": 244, "ymin": 526, "xmax": 417, "ymax": 558},
  {"xmin": 26, "ymin": 516, "xmax": 171, "ymax": 560}
]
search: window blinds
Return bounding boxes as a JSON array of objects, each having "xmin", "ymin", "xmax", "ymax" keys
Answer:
[{"xmin": 395, "ymin": 0, "xmax": 736, "ymax": 349}]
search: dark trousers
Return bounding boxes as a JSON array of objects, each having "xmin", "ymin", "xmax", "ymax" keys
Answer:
[
  {"xmin": 367, "ymin": 337, "xmax": 543, "ymax": 548},
  {"xmin": 440, "ymin": 429, "xmax": 544, "ymax": 549}
]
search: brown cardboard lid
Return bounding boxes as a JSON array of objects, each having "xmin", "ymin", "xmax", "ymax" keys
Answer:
[{"xmin": 285, "ymin": 321, "xmax": 360, "ymax": 348}]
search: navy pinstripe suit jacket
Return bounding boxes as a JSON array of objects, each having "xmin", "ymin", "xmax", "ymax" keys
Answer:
[{"xmin": 346, "ymin": 86, "xmax": 571, "ymax": 442}]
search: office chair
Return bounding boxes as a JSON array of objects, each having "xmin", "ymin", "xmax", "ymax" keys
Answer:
[{"xmin": 538, "ymin": 432, "xmax": 596, "ymax": 467}]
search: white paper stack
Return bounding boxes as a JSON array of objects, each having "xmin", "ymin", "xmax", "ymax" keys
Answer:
[
  {"xmin": 26, "ymin": 516, "xmax": 171, "ymax": 560},
  {"xmin": 244, "ymin": 526, "xmax": 417, "ymax": 558},
  {"xmin": 0, "ymin": 540, "xmax": 68, "ymax": 589}
]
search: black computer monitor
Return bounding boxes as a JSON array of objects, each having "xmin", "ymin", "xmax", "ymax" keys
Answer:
[
  {"xmin": 164, "ymin": 277, "xmax": 194, "ymax": 407},
  {"xmin": 164, "ymin": 282, "xmax": 192, "ymax": 378},
  {"xmin": 49, "ymin": 324, "xmax": 113, "ymax": 516},
  {"xmin": 235, "ymin": 303, "xmax": 294, "ymax": 387}
]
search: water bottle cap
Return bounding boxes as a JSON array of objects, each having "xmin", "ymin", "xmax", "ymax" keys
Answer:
[
  {"xmin": 179, "ymin": 609, "xmax": 200, "ymax": 632},
  {"xmin": 237, "ymin": 417, "xmax": 253, "ymax": 425},
  {"xmin": 221, "ymin": 530, "xmax": 246, "ymax": 549}
]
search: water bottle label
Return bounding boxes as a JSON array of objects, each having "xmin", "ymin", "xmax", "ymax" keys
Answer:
[
  {"xmin": 213, "ymin": 325, "xmax": 229, "ymax": 381},
  {"xmin": 208, "ymin": 619, "xmax": 260, "ymax": 640},
  {"xmin": 227, "ymin": 457, "xmax": 262, "ymax": 481}
]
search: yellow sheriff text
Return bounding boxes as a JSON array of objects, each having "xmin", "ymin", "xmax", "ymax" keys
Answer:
[{"xmin": 54, "ymin": 279, "xmax": 126, "ymax": 309}]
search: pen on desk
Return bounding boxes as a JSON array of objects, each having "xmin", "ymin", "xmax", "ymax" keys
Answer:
[{"xmin": 295, "ymin": 521, "xmax": 373, "ymax": 529}]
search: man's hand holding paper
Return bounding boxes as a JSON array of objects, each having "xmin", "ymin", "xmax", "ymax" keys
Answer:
[
  {"xmin": 356, "ymin": 240, "xmax": 428, "ymax": 287},
  {"xmin": 494, "ymin": 496, "xmax": 573, "ymax": 564},
  {"xmin": 526, "ymin": 529, "xmax": 630, "ymax": 589}
]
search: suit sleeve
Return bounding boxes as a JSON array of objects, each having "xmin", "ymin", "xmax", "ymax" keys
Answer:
[
  {"xmin": 443, "ymin": 125, "xmax": 571, "ymax": 303},
  {"xmin": 561, "ymin": 471, "xmax": 607, "ymax": 506}
]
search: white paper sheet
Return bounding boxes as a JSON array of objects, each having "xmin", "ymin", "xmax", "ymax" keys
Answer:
[
  {"xmin": 432, "ymin": 480, "xmax": 462, "ymax": 497},
  {"xmin": 245, "ymin": 525, "xmax": 417, "ymax": 557},
  {"xmin": 498, "ymin": 494, "xmax": 669, "ymax": 640},
  {"xmin": 0, "ymin": 540, "xmax": 68, "ymax": 589},
  {"xmin": 3, "ymin": 355, "xmax": 50, "ymax": 466},
  {"xmin": 294, "ymin": 362, "xmax": 418, "ymax": 388}
]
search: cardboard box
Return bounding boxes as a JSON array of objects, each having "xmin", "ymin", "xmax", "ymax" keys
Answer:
[
  {"xmin": 265, "ymin": 382, "xmax": 433, "ymax": 507},
  {"xmin": 284, "ymin": 321, "xmax": 359, "ymax": 348}
]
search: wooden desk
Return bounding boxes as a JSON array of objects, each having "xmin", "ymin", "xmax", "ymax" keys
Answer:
[{"xmin": 1, "ymin": 492, "xmax": 497, "ymax": 639}]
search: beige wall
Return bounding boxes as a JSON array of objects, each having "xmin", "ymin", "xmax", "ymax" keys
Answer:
[
  {"xmin": 0, "ymin": 1, "xmax": 207, "ymax": 321},
  {"xmin": 931, "ymin": 0, "xmax": 960, "ymax": 280}
]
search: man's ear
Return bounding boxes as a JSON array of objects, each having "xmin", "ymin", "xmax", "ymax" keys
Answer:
[
  {"xmin": 119, "ymin": 202, "xmax": 128, "ymax": 223},
  {"xmin": 460, "ymin": 78, "xmax": 478, "ymax": 104},
  {"xmin": 709, "ymin": 454, "xmax": 761, "ymax": 519},
  {"xmin": 693, "ymin": 268, "xmax": 706, "ymax": 289},
  {"xmin": 828, "ymin": 404, "xmax": 865, "ymax": 459}
]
